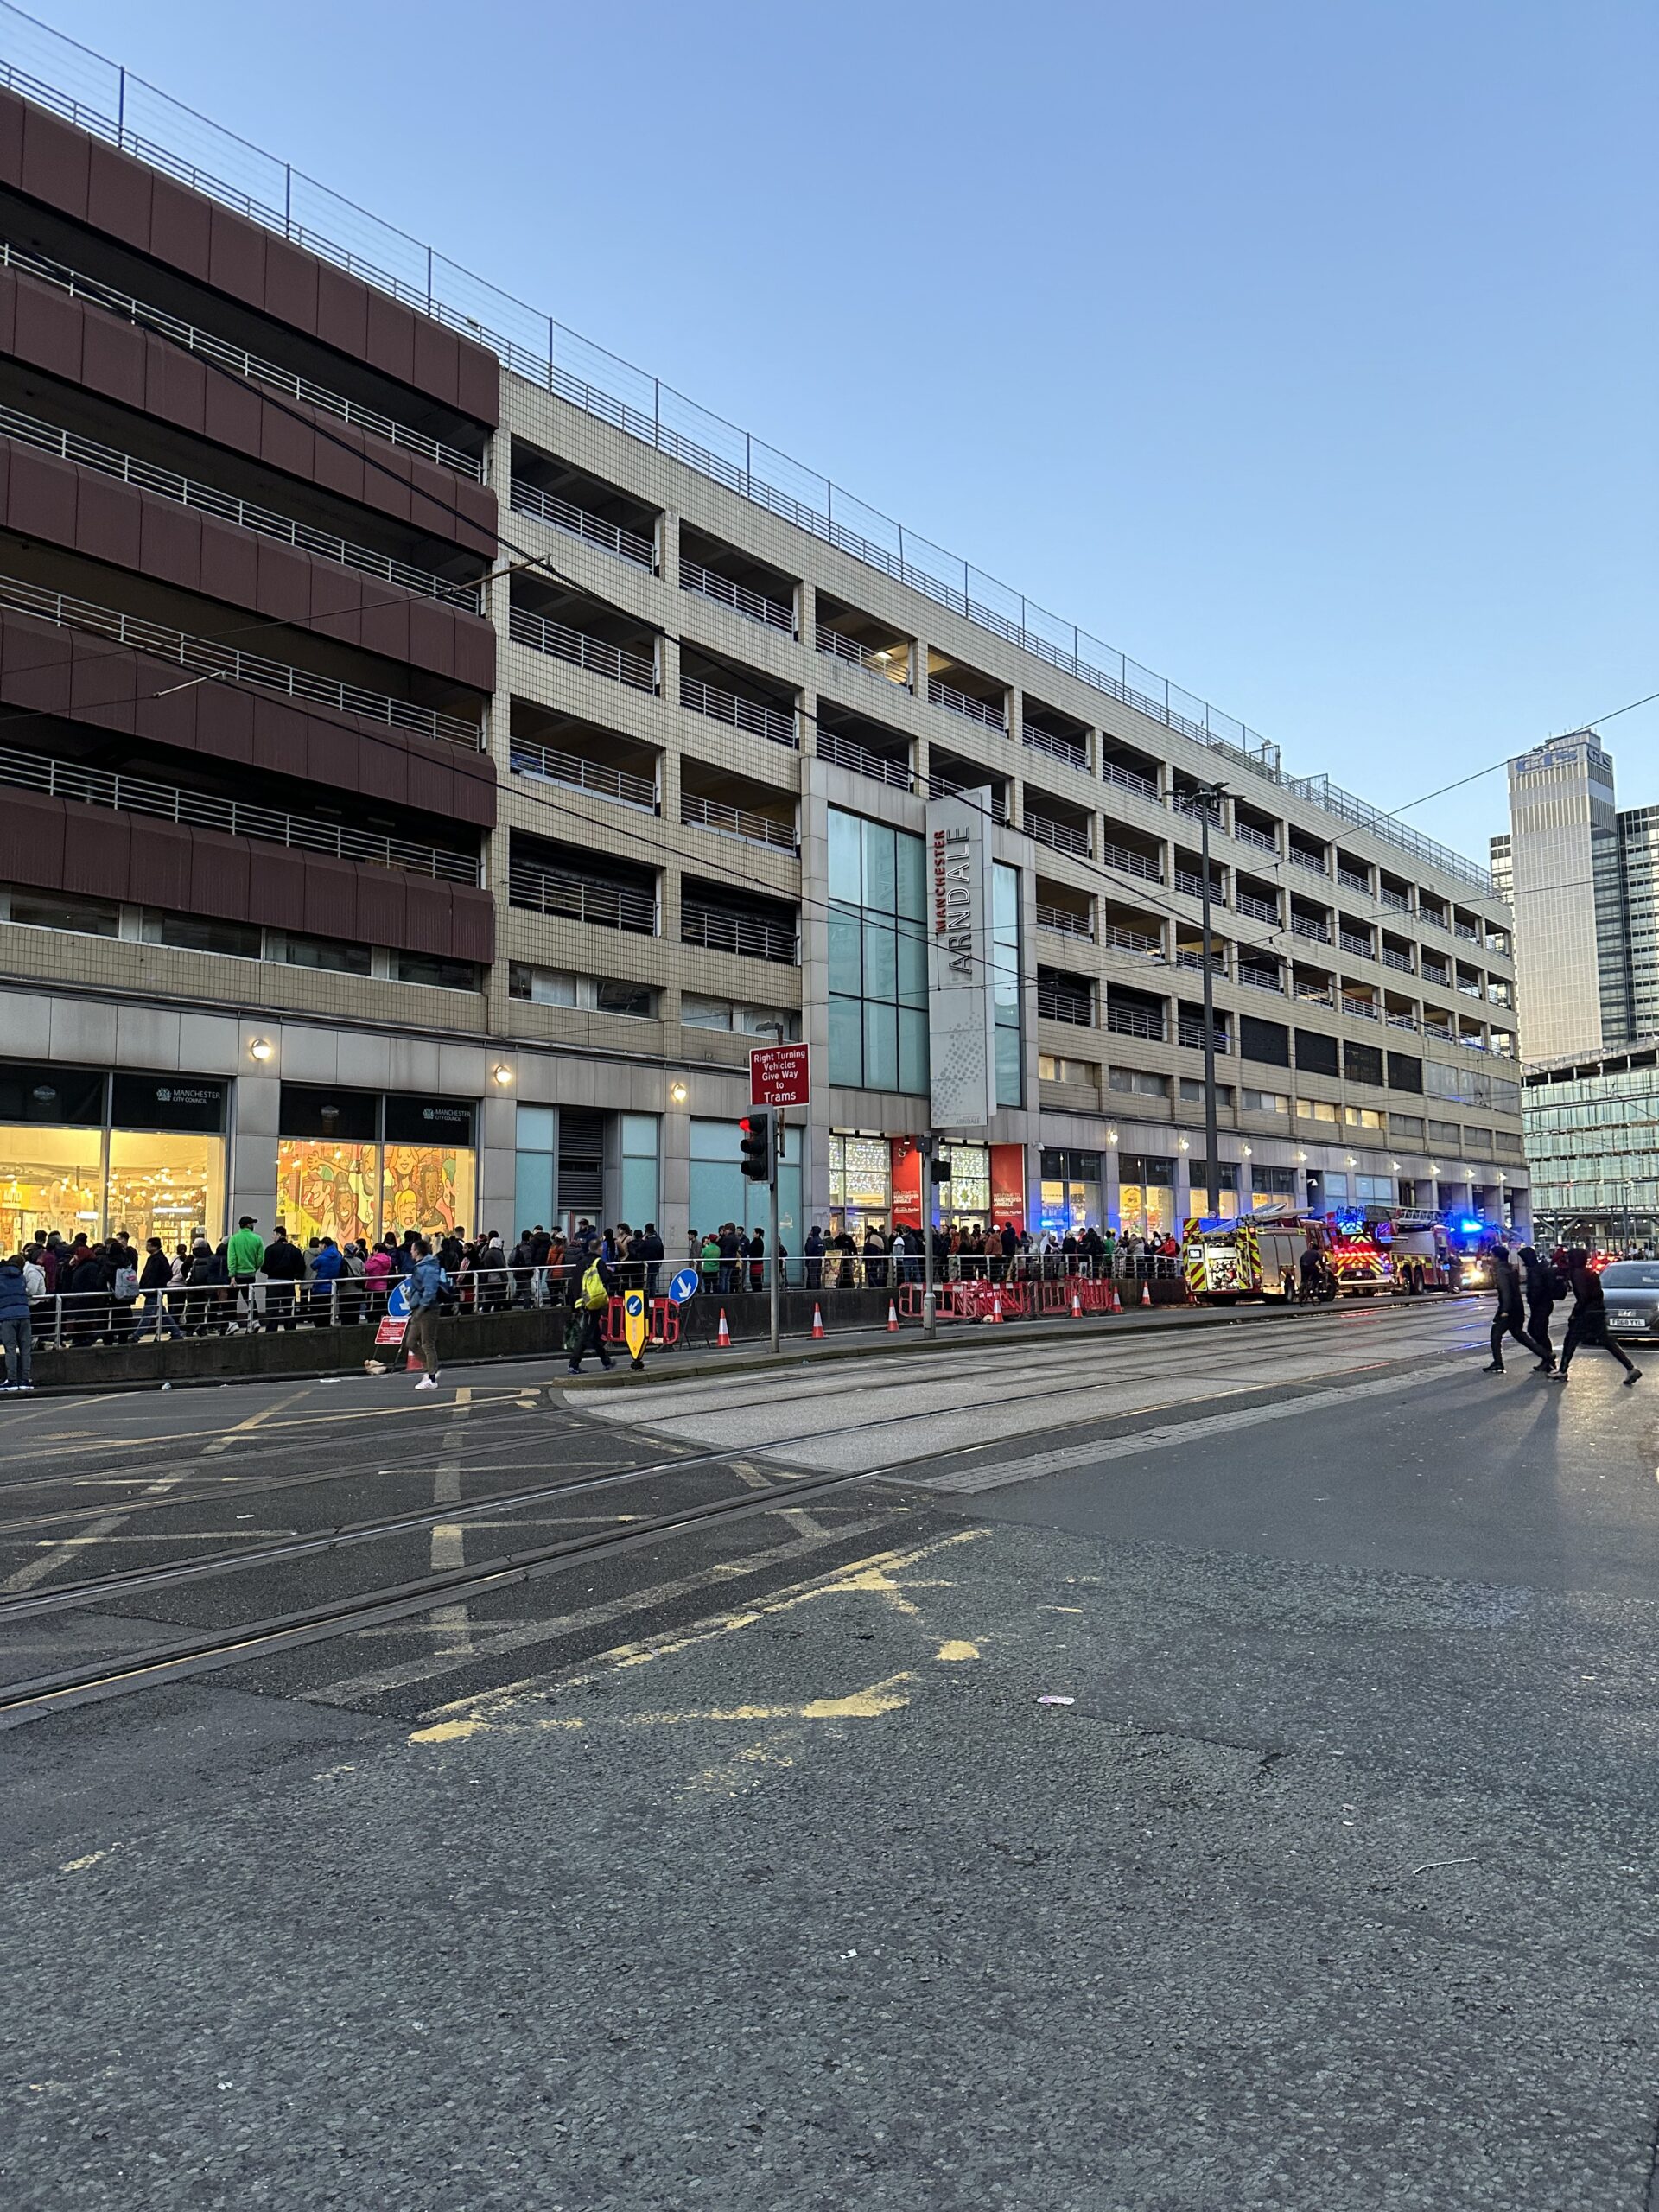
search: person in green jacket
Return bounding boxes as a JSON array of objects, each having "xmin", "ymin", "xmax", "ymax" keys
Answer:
[
  {"xmin": 226, "ymin": 1216, "xmax": 265, "ymax": 1332},
  {"xmin": 699, "ymin": 1232, "xmax": 721, "ymax": 1287}
]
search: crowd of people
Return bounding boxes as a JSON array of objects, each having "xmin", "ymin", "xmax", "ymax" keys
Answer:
[{"xmin": 0, "ymin": 1211, "xmax": 1180, "ymax": 1395}]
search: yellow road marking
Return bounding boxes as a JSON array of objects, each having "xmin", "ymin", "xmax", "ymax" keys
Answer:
[
  {"xmin": 200, "ymin": 1390, "xmax": 308, "ymax": 1456},
  {"xmin": 935, "ymin": 1640, "xmax": 980, "ymax": 1662}
]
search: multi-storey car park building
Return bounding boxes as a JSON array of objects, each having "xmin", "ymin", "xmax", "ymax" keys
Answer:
[{"xmin": 0, "ymin": 24, "xmax": 1528, "ymax": 1259}]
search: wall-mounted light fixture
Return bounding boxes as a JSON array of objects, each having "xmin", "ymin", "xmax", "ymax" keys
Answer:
[
  {"xmin": 492, "ymin": 1063, "xmax": 514, "ymax": 1087},
  {"xmin": 669, "ymin": 1079, "xmax": 690, "ymax": 1106},
  {"xmin": 248, "ymin": 1037, "xmax": 273, "ymax": 1063}
]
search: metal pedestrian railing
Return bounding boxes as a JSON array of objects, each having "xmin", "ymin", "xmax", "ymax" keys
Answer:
[
  {"xmin": 510, "ymin": 737, "xmax": 658, "ymax": 812},
  {"xmin": 0, "ymin": 235, "xmax": 481, "ymax": 479},
  {"xmin": 1101, "ymin": 839, "xmax": 1162, "ymax": 884},
  {"xmin": 0, "ymin": 744, "xmax": 480, "ymax": 881},
  {"xmin": 1035, "ymin": 902, "xmax": 1094, "ymax": 941},
  {"xmin": 1027, "ymin": 813, "xmax": 1091, "ymax": 860},
  {"xmin": 1038, "ymin": 979, "xmax": 1095, "ymax": 1026},
  {"xmin": 0, "ymin": 570, "xmax": 482, "ymax": 745},
  {"xmin": 1236, "ymin": 891, "xmax": 1279, "ymax": 923},
  {"xmin": 1102, "ymin": 758, "xmax": 1161, "ymax": 803},
  {"xmin": 1287, "ymin": 849, "xmax": 1330, "ymax": 877},
  {"xmin": 927, "ymin": 775, "xmax": 1008, "ymax": 824},
  {"xmin": 508, "ymin": 478, "xmax": 656, "ymax": 569},
  {"xmin": 679, "ymin": 558, "xmax": 794, "ymax": 635},
  {"xmin": 1103, "ymin": 922, "xmax": 1163, "ymax": 957},
  {"xmin": 679, "ymin": 673, "xmax": 797, "ymax": 749},
  {"xmin": 1022, "ymin": 726, "xmax": 1089, "ymax": 772},
  {"xmin": 509, "ymin": 603, "xmax": 657, "ymax": 691},
  {"xmin": 0, "ymin": 400, "xmax": 482, "ymax": 608},
  {"xmin": 508, "ymin": 861, "xmax": 658, "ymax": 934},
  {"xmin": 1232, "ymin": 819, "xmax": 1277, "ymax": 854},
  {"xmin": 1238, "ymin": 967, "xmax": 1285, "ymax": 993}
]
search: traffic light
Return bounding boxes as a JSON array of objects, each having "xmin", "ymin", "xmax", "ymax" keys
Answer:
[
  {"xmin": 739, "ymin": 1110, "xmax": 773, "ymax": 1183},
  {"xmin": 930, "ymin": 1154, "xmax": 950, "ymax": 1185}
]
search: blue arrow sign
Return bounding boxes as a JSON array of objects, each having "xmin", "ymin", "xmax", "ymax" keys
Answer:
[
  {"xmin": 387, "ymin": 1278, "xmax": 410, "ymax": 1319},
  {"xmin": 668, "ymin": 1268, "xmax": 700, "ymax": 1305}
]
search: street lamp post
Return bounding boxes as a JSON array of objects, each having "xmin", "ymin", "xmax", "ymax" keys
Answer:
[{"xmin": 757, "ymin": 1020, "xmax": 785, "ymax": 1355}]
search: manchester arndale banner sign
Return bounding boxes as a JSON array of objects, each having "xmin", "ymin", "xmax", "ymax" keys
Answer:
[{"xmin": 925, "ymin": 789, "xmax": 998, "ymax": 1129}]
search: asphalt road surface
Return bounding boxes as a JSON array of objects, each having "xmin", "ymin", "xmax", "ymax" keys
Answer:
[{"xmin": 3, "ymin": 1296, "xmax": 1656, "ymax": 2210}]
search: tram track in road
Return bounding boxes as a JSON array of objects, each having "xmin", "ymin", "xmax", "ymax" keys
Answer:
[{"xmin": 0, "ymin": 1320, "xmax": 1482, "ymax": 1731}]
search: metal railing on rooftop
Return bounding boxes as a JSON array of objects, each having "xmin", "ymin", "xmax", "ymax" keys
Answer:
[
  {"xmin": 509, "ymin": 737, "xmax": 657, "ymax": 812},
  {"xmin": 508, "ymin": 860, "xmax": 657, "ymax": 934},
  {"xmin": 0, "ymin": 234, "xmax": 480, "ymax": 479},
  {"xmin": 0, "ymin": 15, "xmax": 1496, "ymax": 891},
  {"xmin": 816, "ymin": 626, "xmax": 910, "ymax": 685},
  {"xmin": 681, "ymin": 791, "xmax": 798, "ymax": 855},
  {"xmin": 0, "ymin": 570, "xmax": 480, "ymax": 745},
  {"xmin": 0, "ymin": 744, "xmax": 479, "ymax": 880},
  {"xmin": 509, "ymin": 479, "xmax": 655, "ymax": 569},
  {"xmin": 0, "ymin": 401, "xmax": 482, "ymax": 608},
  {"xmin": 816, "ymin": 728, "xmax": 911, "ymax": 791},
  {"xmin": 510, "ymin": 604, "xmax": 656, "ymax": 691},
  {"xmin": 680, "ymin": 672, "xmax": 797, "ymax": 749},
  {"xmin": 680, "ymin": 558, "xmax": 794, "ymax": 636}
]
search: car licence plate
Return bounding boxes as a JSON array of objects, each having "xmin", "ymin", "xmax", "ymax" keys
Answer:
[{"xmin": 1609, "ymin": 1313, "xmax": 1643, "ymax": 1329}]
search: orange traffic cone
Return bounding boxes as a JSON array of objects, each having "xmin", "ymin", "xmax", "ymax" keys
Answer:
[
  {"xmin": 1110, "ymin": 1280, "xmax": 1122, "ymax": 1314},
  {"xmin": 717, "ymin": 1307, "xmax": 731, "ymax": 1348},
  {"xmin": 1071, "ymin": 1287, "xmax": 1083, "ymax": 1319},
  {"xmin": 811, "ymin": 1303, "xmax": 825, "ymax": 1339},
  {"xmin": 1141, "ymin": 1278, "xmax": 1151, "ymax": 1308},
  {"xmin": 887, "ymin": 1299, "xmax": 899, "ymax": 1332},
  {"xmin": 991, "ymin": 1289, "xmax": 1003, "ymax": 1324}
]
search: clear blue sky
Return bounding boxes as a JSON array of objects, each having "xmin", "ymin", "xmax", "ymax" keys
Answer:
[{"xmin": 30, "ymin": 0, "xmax": 1659, "ymax": 863}]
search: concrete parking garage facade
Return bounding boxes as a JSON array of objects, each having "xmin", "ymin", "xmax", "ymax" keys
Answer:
[{"xmin": 0, "ymin": 51, "xmax": 1529, "ymax": 1257}]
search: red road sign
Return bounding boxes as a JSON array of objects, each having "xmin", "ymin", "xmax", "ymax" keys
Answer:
[{"xmin": 749, "ymin": 1041, "xmax": 810, "ymax": 1108}]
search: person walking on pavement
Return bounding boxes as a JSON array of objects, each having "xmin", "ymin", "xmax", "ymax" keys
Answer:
[
  {"xmin": 568, "ymin": 1243, "xmax": 618, "ymax": 1376},
  {"xmin": 1550, "ymin": 1249, "xmax": 1642, "ymax": 1386},
  {"xmin": 1518, "ymin": 1243, "xmax": 1564, "ymax": 1372},
  {"xmin": 364, "ymin": 1236, "xmax": 446, "ymax": 1390},
  {"xmin": 260, "ymin": 1226, "xmax": 304, "ymax": 1330},
  {"xmin": 131, "ymin": 1236, "xmax": 183, "ymax": 1342},
  {"xmin": 0, "ymin": 1250, "xmax": 34, "ymax": 1391},
  {"xmin": 1483, "ymin": 1243, "xmax": 1554, "ymax": 1375}
]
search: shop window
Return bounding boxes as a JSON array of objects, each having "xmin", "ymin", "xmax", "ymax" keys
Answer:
[
  {"xmin": 1038, "ymin": 1148, "xmax": 1103, "ymax": 1235},
  {"xmin": 690, "ymin": 1116, "xmax": 802, "ymax": 1244},
  {"xmin": 107, "ymin": 1128, "xmax": 224, "ymax": 1249},
  {"xmin": 1353, "ymin": 1174, "xmax": 1393, "ymax": 1202},
  {"xmin": 0, "ymin": 1125, "xmax": 105, "ymax": 1249},
  {"xmin": 939, "ymin": 1141, "xmax": 991, "ymax": 1224},
  {"xmin": 1116, "ymin": 1154, "xmax": 1175, "ymax": 1239},
  {"xmin": 1251, "ymin": 1165, "xmax": 1299, "ymax": 1204},
  {"xmin": 277, "ymin": 1139, "xmax": 380, "ymax": 1248},
  {"xmin": 1325, "ymin": 1173, "xmax": 1351, "ymax": 1202},
  {"xmin": 1189, "ymin": 1162, "xmax": 1238, "ymax": 1219}
]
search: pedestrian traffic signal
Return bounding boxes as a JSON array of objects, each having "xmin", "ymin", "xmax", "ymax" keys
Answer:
[{"xmin": 739, "ymin": 1110, "xmax": 773, "ymax": 1183}]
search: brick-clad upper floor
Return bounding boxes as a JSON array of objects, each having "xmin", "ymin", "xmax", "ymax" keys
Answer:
[{"xmin": 0, "ymin": 87, "xmax": 499, "ymax": 429}]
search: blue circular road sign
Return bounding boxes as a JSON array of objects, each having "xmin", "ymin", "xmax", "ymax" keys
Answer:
[
  {"xmin": 668, "ymin": 1268, "xmax": 700, "ymax": 1305},
  {"xmin": 387, "ymin": 1279, "xmax": 410, "ymax": 1319}
]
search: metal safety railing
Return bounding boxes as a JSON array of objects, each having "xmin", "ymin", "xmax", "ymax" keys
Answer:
[
  {"xmin": 816, "ymin": 626, "xmax": 910, "ymax": 685},
  {"xmin": 1022, "ymin": 725, "xmax": 1090, "ymax": 772},
  {"xmin": 0, "ymin": 235, "xmax": 481, "ymax": 478},
  {"xmin": 926, "ymin": 775, "xmax": 1008, "ymax": 825},
  {"xmin": 1102, "ymin": 757, "xmax": 1161, "ymax": 803},
  {"xmin": 1101, "ymin": 838, "xmax": 1162, "ymax": 883},
  {"xmin": 1338, "ymin": 931, "xmax": 1374, "ymax": 957},
  {"xmin": 681, "ymin": 791, "xmax": 798, "ymax": 855},
  {"xmin": 509, "ymin": 603, "xmax": 657, "ymax": 690},
  {"xmin": 0, "ymin": 744, "xmax": 480, "ymax": 881},
  {"xmin": 508, "ymin": 478, "xmax": 656, "ymax": 569},
  {"xmin": 680, "ymin": 900, "xmax": 799, "ymax": 965},
  {"xmin": 0, "ymin": 15, "xmax": 1497, "ymax": 892},
  {"xmin": 679, "ymin": 672, "xmax": 797, "ymax": 749},
  {"xmin": 1027, "ymin": 813, "xmax": 1091, "ymax": 861},
  {"xmin": 1232, "ymin": 819, "xmax": 1278, "ymax": 854},
  {"xmin": 509, "ymin": 737, "xmax": 657, "ymax": 812},
  {"xmin": 1035, "ymin": 901, "xmax": 1094, "ymax": 941},
  {"xmin": 0, "ymin": 400, "xmax": 483, "ymax": 608},
  {"xmin": 1238, "ymin": 967, "xmax": 1285, "ymax": 993},
  {"xmin": 1287, "ymin": 847, "xmax": 1331, "ymax": 876},
  {"xmin": 1291, "ymin": 915, "xmax": 1332, "ymax": 943},
  {"xmin": 0, "ymin": 570, "xmax": 482, "ymax": 745},
  {"xmin": 1037, "ymin": 980, "xmax": 1094, "ymax": 1026},
  {"xmin": 1236, "ymin": 891, "xmax": 1279, "ymax": 924},
  {"xmin": 507, "ymin": 861, "xmax": 658, "ymax": 934},
  {"xmin": 1337, "ymin": 868, "xmax": 1371, "ymax": 895},
  {"xmin": 1106, "ymin": 1001, "xmax": 1165, "ymax": 1040},
  {"xmin": 679, "ymin": 558, "xmax": 794, "ymax": 635},
  {"xmin": 927, "ymin": 675, "xmax": 1007, "ymax": 732},
  {"xmin": 816, "ymin": 728, "xmax": 912, "ymax": 791}
]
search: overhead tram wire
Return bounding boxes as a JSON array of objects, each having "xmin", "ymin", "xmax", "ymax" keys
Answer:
[{"xmin": 1383, "ymin": 686, "xmax": 1659, "ymax": 820}]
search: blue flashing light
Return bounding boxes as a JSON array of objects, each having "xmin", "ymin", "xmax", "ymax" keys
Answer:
[{"xmin": 1459, "ymin": 1217, "xmax": 1481, "ymax": 1233}]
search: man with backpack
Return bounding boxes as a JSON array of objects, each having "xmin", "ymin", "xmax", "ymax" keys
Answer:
[
  {"xmin": 1519, "ymin": 1244, "xmax": 1565, "ymax": 1372},
  {"xmin": 568, "ymin": 1244, "xmax": 618, "ymax": 1376}
]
